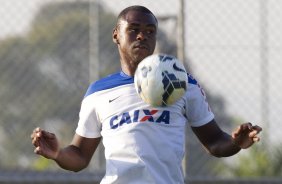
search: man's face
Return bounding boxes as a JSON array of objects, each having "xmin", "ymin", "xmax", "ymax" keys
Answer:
[{"xmin": 113, "ymin": 10, "xmax": 157, "ymax": 64}]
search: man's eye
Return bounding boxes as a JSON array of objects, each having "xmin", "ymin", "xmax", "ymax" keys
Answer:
[
  {"xmin": 147, "ymin": 30, "xmax": 155, "ymax": 34},
  {"xmin": 129, "ymin": 28, "xmax": 138, "ymax": 32}
]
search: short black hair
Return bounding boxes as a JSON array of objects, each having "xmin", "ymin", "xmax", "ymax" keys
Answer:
[{"xmin": 117, "ymin": 5, "xmax": 158, "ymax": 25}]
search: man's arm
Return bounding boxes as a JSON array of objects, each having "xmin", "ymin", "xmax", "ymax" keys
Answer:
[
  {"xmin": 31, "ymin": 128, "xmax": 101, "ymax": 172},
  {"xmin": 55, "ymin": 134, "xmax": 101, "ymax": 172},
  {"xmin": 191, "ymin": 119, "xmax": 262, "ymax": 157}
]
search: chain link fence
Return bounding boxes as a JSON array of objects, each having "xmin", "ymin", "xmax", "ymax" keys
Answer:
[{"xmin": 0, "ymin": 0, "xmax": 281, "ymax": 183}]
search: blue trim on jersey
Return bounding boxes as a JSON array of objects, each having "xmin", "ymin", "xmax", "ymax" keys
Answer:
[
  {"xmin": 188, "ymin": 74, "xmax": 198, "ymax": 85},
  {"xmin": 84, "ymin": 71, "xmax": 134, "ymax": 98},
  {"xmin": 84, "ymin": 71, "xmax": 198, "ymax": 98}
]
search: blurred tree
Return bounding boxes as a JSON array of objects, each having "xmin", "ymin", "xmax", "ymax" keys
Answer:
[
  {"xmin": 0, "ymin": 1, "xmax": 95, "ymax": 169},
  {"xmin": 217, "ymin": 144, "xmax": 282, "ymax": 177}
]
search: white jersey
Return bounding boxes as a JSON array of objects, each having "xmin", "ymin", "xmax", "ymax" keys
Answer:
[{"xmin": 76, "ymin": 71, "xmax": 214, "ymax": 184}]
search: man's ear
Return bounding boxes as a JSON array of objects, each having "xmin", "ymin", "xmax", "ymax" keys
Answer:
[{"xmin": 112, "ymin": 28, "xmax": 119, "ymax": 44}]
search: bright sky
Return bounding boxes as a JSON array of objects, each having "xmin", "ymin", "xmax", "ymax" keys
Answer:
[
  {"xmin": 0, "ymin": 0, "xmax": 179, "ymax": 38},
  {"xmin": 0, "ymin": 0, "xmax": 40, "ymax": 38}
]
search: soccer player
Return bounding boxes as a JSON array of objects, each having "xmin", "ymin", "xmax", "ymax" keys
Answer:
[{"xmin": 31, "ymin": 5, "xmax": 262, "ymax": 184}]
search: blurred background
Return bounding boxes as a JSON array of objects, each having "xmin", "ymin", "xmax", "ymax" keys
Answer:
[{"xmin": 0, "ymin": 0, "xmax": 281, "ymax": 183}]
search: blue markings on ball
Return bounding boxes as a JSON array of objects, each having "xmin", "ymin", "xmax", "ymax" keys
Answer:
[
  {"xmin": 159, "ymin": 54, "xmax": 174, "ymax": 62},
  {"xmin": 161, "ymin": 71, "xmax": 187, "ymax": 106},
  {"xmin": 141, "ymin": 66, "xmax": 151, "ymax": 77},
  {"xmin": 173, "ymin": 63, "xmax": 186, "ymax": 73}
]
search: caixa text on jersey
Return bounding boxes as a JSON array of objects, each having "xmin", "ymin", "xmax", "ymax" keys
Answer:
[{"xmin": 109, "ymin": 109, "xmax": 170, "ymax": 129}]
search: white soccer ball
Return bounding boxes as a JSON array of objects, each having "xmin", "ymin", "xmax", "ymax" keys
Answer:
[{"xmin": 134, "ymin": 54, "xmax": 188, "ymax": 107}]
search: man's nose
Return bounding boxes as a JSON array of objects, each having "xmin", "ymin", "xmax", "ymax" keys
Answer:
[{"xmin": 137, "ymin": 31, "xmax": 147, "ymax": 40}]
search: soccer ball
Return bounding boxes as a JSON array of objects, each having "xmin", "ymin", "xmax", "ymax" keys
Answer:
[{"xmin": 134, "ymin": 54, "xmax": 188, "ymax": 107}]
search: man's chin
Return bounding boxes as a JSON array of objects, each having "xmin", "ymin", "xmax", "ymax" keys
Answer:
[{"xmin": 134, "ymin": 51, "xmax": 151, "ymax": 61}]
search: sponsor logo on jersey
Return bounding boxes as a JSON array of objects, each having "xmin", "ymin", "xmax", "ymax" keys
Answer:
[{"xmin": 110, "ymin": 109, "xmax": 170, "ymax": 129}]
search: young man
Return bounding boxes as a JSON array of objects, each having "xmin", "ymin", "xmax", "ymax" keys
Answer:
[{"xmin": 31, "ymin": 5, "xmax": 262, "ymax": 184}]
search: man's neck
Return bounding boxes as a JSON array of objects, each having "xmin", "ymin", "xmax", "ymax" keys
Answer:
[{"xmin": 120, "ymin": 59, "xmax": 139, "ymax": 76}]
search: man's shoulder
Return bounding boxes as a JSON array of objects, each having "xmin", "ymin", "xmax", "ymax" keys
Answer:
[{"xmin": 84, "ymin": 71, "xmax": 134, "ymax": 98}]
